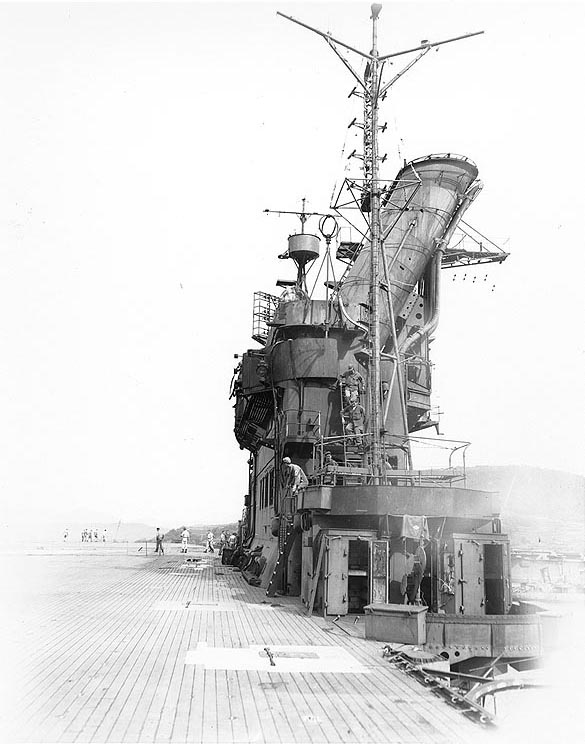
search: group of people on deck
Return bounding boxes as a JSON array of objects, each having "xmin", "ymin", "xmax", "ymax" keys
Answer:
[
  {"xmin": 153, "ymin": 527, "xmax": 238, "ymax": 555},
  {"xmin": 219, "ymin": 531, "xmax": 238, "ymax": 554},
  {"xmin": 78, "ymin": 528, "xmax": 107, "ymax": 543}
]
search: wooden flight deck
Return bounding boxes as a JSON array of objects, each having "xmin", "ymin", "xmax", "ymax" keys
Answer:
[{"xmin": 2, "ymin": 545, "xmax": 486, "ymax": 744}]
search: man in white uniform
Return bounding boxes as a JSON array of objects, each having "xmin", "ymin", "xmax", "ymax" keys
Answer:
[{"xmin": 282, "ymin": 457, "xmax": 308, "ymax": 495}]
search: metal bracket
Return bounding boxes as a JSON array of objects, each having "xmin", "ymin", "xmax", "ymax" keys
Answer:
[{"xmin": 398, "ymin": 290, "xmax": 425, "ymax": 327}]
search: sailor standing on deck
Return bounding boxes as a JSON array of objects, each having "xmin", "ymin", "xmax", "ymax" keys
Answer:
[
  {"xmin": 180, "ymin": 527, "xmax": 190, "ymax": 554},
  {"xmin": 155, "ymin": 528, "xmax": 164, "ymax": 555},
  {"xmin": 204, "ymin": 531, "xmax": 215, "ymax": 553}
]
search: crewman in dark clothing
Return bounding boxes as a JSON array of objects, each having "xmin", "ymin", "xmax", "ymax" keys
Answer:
[
  {"xmin": 342, "ymin": 401, "xmax": 366, "ymax": 443},
  {"xmin": 323, "ymin": 451, "xmax": 339, "ymax": 485},
  {"xmin": 155, "ymin": 528, "xmax": 165, "ymax": 555}
]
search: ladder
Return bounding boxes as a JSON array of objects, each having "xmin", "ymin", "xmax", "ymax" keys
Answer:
[
  {"xmin": 339, "ymin": 383, "xmax": 349, "ymax": 464},
  {"xmin": 266, "ymin": 517, "xmax": 297, "ymax": 597},
  {"xmin": 339, "ymin": 376, "xmax": 368, "ymax": 468}
]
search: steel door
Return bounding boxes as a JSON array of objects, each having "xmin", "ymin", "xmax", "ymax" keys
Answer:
[
  {"xmin": 455, "ymin": 537, "xmax": 484, "ymax": 615},
  {"xmin": 325, "ymin": 536, "xmax": 348, "ymax": 615}
]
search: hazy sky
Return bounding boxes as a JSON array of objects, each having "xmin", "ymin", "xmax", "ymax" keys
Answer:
[{"xmin": 0, "ymin": 1, "xmax": 583, "ymax": 527}]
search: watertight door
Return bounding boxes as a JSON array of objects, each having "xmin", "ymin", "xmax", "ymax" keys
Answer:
[
  {"xmin": 455, "ymin": 538, "xmax": 485, "ymax": 615},
  {"xmin": 370, "ymin": 540, "xmax": 389, "ymax": 603},
  {"xmin": 325, "ymin": 536, "xmax": 348, "ymax": 615}
]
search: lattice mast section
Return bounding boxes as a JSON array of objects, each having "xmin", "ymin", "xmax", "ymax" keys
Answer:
[{"xmin": 364, "ymin": 6, "xmax": 383, "ymax": 482}]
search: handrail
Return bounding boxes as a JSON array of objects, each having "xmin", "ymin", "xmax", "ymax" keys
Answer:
[
  {"xmin": 281, "ymin": 493, "xmax": 298, "ymax": 519},
  {"xmin": 310, "ymin": 464, "xmax": 465, "ymax": 488},
  {"xmin": 310, "ymin": 431, "xmax": 468, "ymax": 487},
  {"xmin": 282, "ymin": 409, "xmax": 321, "ymax": 439}
]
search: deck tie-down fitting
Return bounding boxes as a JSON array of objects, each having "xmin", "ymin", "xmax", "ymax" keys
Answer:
[{"xmin": 263, "ymin": 646, "xmax": 276, "ymax": 666}]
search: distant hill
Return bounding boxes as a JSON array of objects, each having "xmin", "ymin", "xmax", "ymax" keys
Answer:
[{"xmin": 465, "ymin": 465, "xmax": 585, "ymax": 553}]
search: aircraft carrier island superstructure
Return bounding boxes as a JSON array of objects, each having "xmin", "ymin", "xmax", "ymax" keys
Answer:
[{"xmin": 230, "ymin": 6, "xmax": 545, "ymax": 672}]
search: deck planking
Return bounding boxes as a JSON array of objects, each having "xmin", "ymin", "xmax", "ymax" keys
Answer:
[{"xmin": 2, "ymin": 547, "xmax": 487, "ymax": 744}]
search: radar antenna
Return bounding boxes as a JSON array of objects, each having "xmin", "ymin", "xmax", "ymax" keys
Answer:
[{"xmin": 264, "ymin": 199, "xmax": 332, "ymax": 295}]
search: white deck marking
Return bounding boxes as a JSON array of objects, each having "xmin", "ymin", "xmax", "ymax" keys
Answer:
[
  {"xmin": 184, "ymin": 641, "xmax": 371, "ymax": 673},
  {"xmin": 154, "ymin": 600, "xmax": 281, "ymax": 612}
]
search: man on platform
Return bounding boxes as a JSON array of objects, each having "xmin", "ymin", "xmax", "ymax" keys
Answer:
[{"xmin": 282, "ymin": 456, "xmax": 308, "ymax": 496}]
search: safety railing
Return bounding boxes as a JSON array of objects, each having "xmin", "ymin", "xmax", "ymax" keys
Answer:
[
  {"xmin": 283, "ymin": 409, "xmax": 321, "ymax": 440},
  {"xmin": 280, "ymin": 492, "xmax": 298, "ymax": 519},
  {"xmin": 252, "ymin": 291, "xmax": 280, "ymax": 345},
  {"xmin": 311, "ymin": 433, "xmax": 372, "ymax": 486},
  {"xmin": 309, "ymin": 432, "xmax": 468, "ymax": 487},
  {"xmin": 405, "ymin": 357, "xmax": 432, "ymax": 388}
]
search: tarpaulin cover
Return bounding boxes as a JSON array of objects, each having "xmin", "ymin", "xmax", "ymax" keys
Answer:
[{"xmin": 400, "ymin": 515, "xmax": 429, "ymax": 540}]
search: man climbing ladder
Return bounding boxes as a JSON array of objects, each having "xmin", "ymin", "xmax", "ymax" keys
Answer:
[{"xmin": 281, "ymin": 457, "xmax": 308, "ymax": 498}]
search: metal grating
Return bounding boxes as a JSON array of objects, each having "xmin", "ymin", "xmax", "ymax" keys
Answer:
[{"xmin": 252, "ymin": 291, "xmax": 279, "ymax": 345}]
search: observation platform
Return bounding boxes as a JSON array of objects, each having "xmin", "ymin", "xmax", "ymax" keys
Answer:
[
  {"xmin": 1, "ymin": 543, "xmax": 485, "ymax": 744},
  {"xmin": 299, "ymin": 483, "xmax": 497, "ymax": 521}
]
